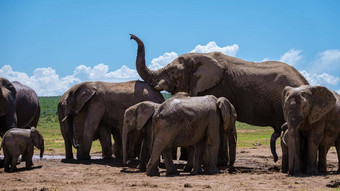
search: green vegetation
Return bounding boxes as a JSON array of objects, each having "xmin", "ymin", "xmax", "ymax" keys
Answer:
[{"xmin": 1, "ymin": 96, "xmax": 277, "ymax": 155}]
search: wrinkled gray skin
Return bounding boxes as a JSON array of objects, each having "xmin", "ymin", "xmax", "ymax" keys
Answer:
[
  {"xmin": 282, "ymin": 85, "xmax": 340, "ymax": 175},
  {"xmin": 58, "ymin": 80, "xmax": 164, "ymax": 160},
  {"xmin": 0, "ymin": 78, "xmax": 40, "ymax": 136},
  {"xmin": 130, "ymin": 34, "xmax": 308, "ymax": 162},
  {"xmin": 122, "ymin": 101, "xmax": 160, "ymax": 172},
  {"xmin": 1, "ymin": 127, "xmax": 44, "ymax": 172},
  {"xmin": 128, "ymin": 93, "xmax": 237, "ymax": 176}
]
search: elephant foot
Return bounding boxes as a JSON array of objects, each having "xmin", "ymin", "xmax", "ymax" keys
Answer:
[
  {"xmin": 146, "ymin": 170, "xmax": 160, "ymax": 177},
  {"xmin": 11, "ymin": 166, "xmax": 18, "ymax": 172},
  {"xmin": 103, "ymin": 155, "xmax": 113, "ymax": 160},
  {"xmin": 137, "ymin": 163, "xmax": 146, "ymax": 172},
  {"xmin": 166, "ymin": 169, "xmax": 180, "ymax": 176},
  {"xmin": 190, "ymin": 168, "xmax": 203, "ymax": 175},
  {"xmin": 205, "ymin": 167, "xmax": 220, "ymax": 175},
  {"xmin": 77, "ymin": 154, "xmax": 91, "ymax": 160},
  {"xmin": 217, "ymin": 158, "xmax": 228, "ymax": 166},
  {"xmin": 65, "ymin": 155, "xmax": 74, "ymax": 160},
  {"xmin": 288, "ymin": 169, "xmax": 302, "ymax": 176},
  {"xmin": 4, "ymin": 167, "xmax": 11, "ymax": 173},
  {"xmin": 228, "ymin": 166, "xmax": 236, "ymax": 174},
  {"xmin": 306, "ymin": 168, "xmax": 319, "ymax": 175},
  {"xmin": 183, "ymin": 164, "xmax": 193, "ymax": 172}
]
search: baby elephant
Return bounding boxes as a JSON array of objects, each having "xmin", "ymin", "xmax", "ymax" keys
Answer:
[{"xmin": 1, "ymin": 127, "xmax": 44, "ymax": 172}]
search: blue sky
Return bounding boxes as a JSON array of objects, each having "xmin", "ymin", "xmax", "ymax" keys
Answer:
[{"xmin": 1, "ymin": 0, "xmax": 340, "ymax": 96}]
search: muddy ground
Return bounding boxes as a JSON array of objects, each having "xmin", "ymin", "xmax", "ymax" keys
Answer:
[{"xmin": 1, "ymin": 146, "xmax": 340, "ymax": 191}]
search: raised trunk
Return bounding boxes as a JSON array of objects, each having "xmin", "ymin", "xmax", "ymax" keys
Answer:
[
  {"xmin": 122, "ymin": 125, "xmax": 129, "ymax": 165},
  {"xmin": 130, "ymin": 34, "xmax": 158, "ymax": 86}
]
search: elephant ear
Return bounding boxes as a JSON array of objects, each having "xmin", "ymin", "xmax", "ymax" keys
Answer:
[
  {"xmin": 135, "ymin": 102, "xmax": 157, "ymax": 131},
  {"xmin": 189, "ymin": 55, "xmax": 223, "ymax": 95},
  {"xmin": 308, "ymin": 86, "xmax": 336, "ymax": 124},
  {"xmin": 74, "ymin": 83, "xmax": 97, "ymax": 114},
  {"xmin": 217, "ymin": 97, "xmax": 237, "ymax": 133},
  {"xmin": 282, "ymin": 86, "xmax": 293, "ymax": 122}
]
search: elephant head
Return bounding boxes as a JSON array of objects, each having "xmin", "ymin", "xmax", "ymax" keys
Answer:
[
  {"xmin": 122, "ymin": 101, "xmax": 159, "ymax": 164},
  {"xmin": 0, "ymin": 78, "xmax": 17, "ymax": 136},
  {"xmin": 216, "ymin": 97, "xmax": 237, "ymax": 166},
  {"xmin": 130, "ymin": 34, "xmax": 224, "ymax": 95},
  {"xmin": 60, "ymin": 82, "xmax": 97, "ymax": 149},
  {"xmin": 282, "ymin": 85, "xmax": 336, "ymax": 175},
  {"xmin": 30, "ymin": 127, "xmax": 44, "ymax": 158}
]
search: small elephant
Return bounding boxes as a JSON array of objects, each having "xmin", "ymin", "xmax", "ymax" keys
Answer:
[
  {"xmin": 282, "ymin": 85, "xmax": 340, "ymax": 175},
  {"xmin": 124, "ymin": 93, "xmax": 237, "ymax": 176},
  {"xmin": 122, "ymin": 101, "xmax": 160, "ymax": 171},
  {"xmin": 1, "ymin": 127, "xmax": 44, "ymax": 172}
]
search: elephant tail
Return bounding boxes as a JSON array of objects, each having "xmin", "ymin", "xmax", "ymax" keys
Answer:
[{"xmin": 62, "ymin": 115, "xmax": 79, "ymax": 149}]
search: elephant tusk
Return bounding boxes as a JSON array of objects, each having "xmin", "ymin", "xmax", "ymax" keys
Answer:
[{"xmin": 61, "ymin": 115, "xmax": 68, "ymax": 123}]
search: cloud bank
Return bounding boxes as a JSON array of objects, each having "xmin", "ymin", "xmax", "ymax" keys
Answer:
[{"xmin": 1, "ymin": 42, "xmax": 339, "ymax": 96}]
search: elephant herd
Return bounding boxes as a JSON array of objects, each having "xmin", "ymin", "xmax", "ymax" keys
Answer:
[{"xmin": 0, "ymin": 34, "xmax": 339, "ymax": 176}]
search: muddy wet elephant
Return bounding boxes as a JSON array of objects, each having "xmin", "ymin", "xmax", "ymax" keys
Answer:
[
  {"xmin": 130, "ymin": 34, "xmax": 308, "ymax": 162},
  {"xmin": 58, "ymin": 80, "xmax": 164, "ymax": 160},
  {"xmin": 129, "ymin": 94, "xmax": 237, "ymax": 176},
  {"xmin": 1, "ymin": 127, "xmax": 44, "ymax": 172},
  {"xmin": 282, "ymin": 85, "xmax": 340, "ymax": 175},
  {"xmin": 0, "ymin": 78, "xmax": 40, "ymax": 136}
]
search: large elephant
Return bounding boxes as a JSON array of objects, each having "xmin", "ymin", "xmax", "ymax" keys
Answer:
[
  {"xmin": 130, "ymin": 34, "xmax": 309, "ymax": 162},
  {"xmin": 130, "ymin": 93, "xmax": 237, "ymax": 176},
  {"xmin": 0, "ymin": 78, "xmax": 40, "ymax": 136},
  {"xmin": 58, "ymin": 80, "xmax": 164, "ymax": 160},
  {"xmin": 282, "ymin": 85, "xmax": 340, "ymax": 175}
]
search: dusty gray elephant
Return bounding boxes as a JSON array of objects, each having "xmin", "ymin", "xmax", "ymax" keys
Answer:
[
  {"xmin": 133, "ymin": 94, "xmax": 237, "ymax": 176},
  {"xmin": 0, "ymin": 78, "xmax": 40, "ymax": 136},
  {"xmin": 1, "ymin": 127, "xmax": 44, "ymax": 172},
  {"xmin": 58, "ymin": 80, "xmax": 164, "ymax": 160},
  {"xmin": 282, "ymin": 85, "xmax": 340, "ymax": 175},
  {"xmin": 130, "ymin": 34, "xmax": 308, "ymax": 162},
  {"xmin": 122, "ymin": 101, "xmax": 160, "ymax": 171}
]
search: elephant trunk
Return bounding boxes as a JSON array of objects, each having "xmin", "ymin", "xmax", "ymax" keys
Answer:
[
  {"xmin": 122, "ymin": 124, "xmax": 129, "ymax": 165},
  {"xmin": 40, "ymin": 144, "xmax": 44, "ymax": 158},
  {"xmin": 130, "ymin": 34, "xmax": 159, "ymax": 87},
  {"xmin": 64, "ymin": 115, "xmax": 79, "ymax": 149},
  {"xmin": 287, "ymin": 124, "xmax": 302, "ymax": 175}
]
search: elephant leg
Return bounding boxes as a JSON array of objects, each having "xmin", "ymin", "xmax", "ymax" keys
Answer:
[
  {"xmin": 99, "ymin": 126, "xmax": 113, "ymax": 159},
  {"xmin": 172, "ymin": 147, "xmax": 178, "ymax": 160},
  {"xmin": 318, "ymin": 144, "xmax": 330, "ymax": 173},
  {"xmin": 146, "ymin": 135, "xmax": 170, "ymax": 176},
  {"xmin": 281, "ymin": 137, "xmax": 289, "ymax": 173},
  {"xmin": 11, "ymin": 154, "xmax": 19, "ymax": 172},
  {"xmin": 112, "ymin": 127, "xmax": 122, "ymax": 159},
  {"xmin": 335, "ymin": 139, "xmax": 340, "ymax": 173},
  {"xmin": 25, "ymin": 147, "xmax": 34, "ymax": 169},
  {"xmin": 205, "ymin": 123, "xmax": 220, "ymax": 174},
  {"xmin": 183, "ymin": 147, "xmax": 194, "ymax": 172},
  {"xmin": 306, "ymin": 135, "xmax": 322, "ymax": 174},
  {"xmin": 191, "ymin": 141, "xmax": 204, "ymax": 175},
  {"xmin": 179, "ymin": 147, "xmax": 189, "ymax": 160},
  {"xmin": 163, "ymin": 148, "xmax": 179, "ymax": 176},
  {"xmin": 137, "ymin": 140, "xmax": 147, "ymax": 172},
  {"xmin": 4, "ymin": 154, "xmax": 11, "ymax": 172},
  {"xmin": 217, "ymin": 132, "xmax": 228, "ymax": 166},
  {"xmin": 270, "ymin": 129, "xmax": 281, "ymax": 162},
  {"xmin": 78, "ymin": 107, "xmax": 105, "ymax": 160},
  {"xmin": 62, "ymin": 127, "xmax": 74, "ymax": 159}
]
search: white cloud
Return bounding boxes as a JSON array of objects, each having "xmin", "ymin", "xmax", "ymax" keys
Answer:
[
  {"xmin": 300, "ymin": 70, "xmax": 339, "ymax": 86},
  {"xmin": 149, "ymin": 52, "xmax": 178, "ymax": 70},
  {"xmin": 190, "ymin": 41, "xmax": 239, "ymax": 56},
  {"xmin": 312, "ymin": 49, "xmax": 340, "ymax": 74},
  {"xmin": 0, "ymin": 64, "xmax": 139, "ymax": 96},
  {"xmin": 279, "ymin": 49, "xmax": 302, "ymax": 66}
]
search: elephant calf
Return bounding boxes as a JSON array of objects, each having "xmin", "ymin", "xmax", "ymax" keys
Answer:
[
  {"xmin": 281, "ymin": 85, "xmax": 340, "ymax": 175},
  {"xmin": 1, "ymin": 127, "xmax": 44, "ymax": 172}
]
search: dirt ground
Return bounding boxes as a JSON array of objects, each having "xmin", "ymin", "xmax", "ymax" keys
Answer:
[{"xmin": 1, "ymin": 146, "xmax": 340, "ymax": 191}]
